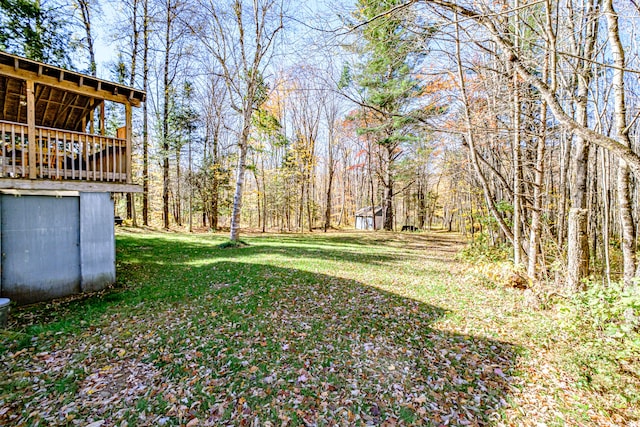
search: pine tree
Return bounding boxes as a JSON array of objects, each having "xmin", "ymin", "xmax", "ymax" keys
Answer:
[
  {"xmin": 351, "ymin": 0, "xmax": 430, "ymax": 231},
  {"xmin": 0, "ymin": 0, "xmax": 72, "ymax": 66}
]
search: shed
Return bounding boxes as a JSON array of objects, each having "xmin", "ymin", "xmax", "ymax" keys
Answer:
[
  {"xmin": 355, "ymin": 206, "xmax": 383, "ymax": 230},
  {"xmin": 0, "ymin": 52, "xmax": 145, "ymax": 304}
]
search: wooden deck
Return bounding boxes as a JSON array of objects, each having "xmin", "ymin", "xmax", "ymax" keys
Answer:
[
  {"xmin": 1, "ymin": 120, "xmax": 129, "ymax": 184},
  {"xmin": 0, "ymin": 51, "xmax": 144, "ymax": 193}
]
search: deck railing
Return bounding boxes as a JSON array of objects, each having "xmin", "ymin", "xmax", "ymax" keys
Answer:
[{"xmin": 0, "ymin": 120, "xmax": 128, "ymax": 182}]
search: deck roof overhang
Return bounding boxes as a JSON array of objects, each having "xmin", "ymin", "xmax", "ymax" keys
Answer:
[
  {"xmin": 0, "ymin": 51, "xmax": 145, "ymax": 106},
  {"xmin": 0, "ymin": 51, "xmax": 145, "ymax": 133}
]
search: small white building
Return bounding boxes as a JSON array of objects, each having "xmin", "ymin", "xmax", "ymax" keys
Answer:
[{"xmin": 355, "ymin": 206, "xmax": 383, "ymax": 230}]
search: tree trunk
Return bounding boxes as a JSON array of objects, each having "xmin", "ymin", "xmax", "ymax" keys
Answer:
[
  {"xmin": 324, "ymin": 165, "xmax": 334, "ymax": 232},
  {"xmin": 142, "ymin": 0, "xmax": 149, "ymax": 226},
  {"xmin": 604, "ymin": 0, "xmax": 636, "ymax": 290},
  {"xmin": 383, "ymin": 145, "xmax": 394, "ymax": 231},
  {"xmin": 567, "ymin": 208, "xmax": 589, "ymax": 292},
  {"xmin": 368, "ymin": 140, "xmax": 376, "ymax": 230},
  {"xmin": 230, "ymin": 142, "xmax": 248, "ymax": 241},
  {"xmin": 298, "ymin": 181, "xmax": 305, "ymax": 231},
  {"xmin": 125, "ymin": 0, "xmax": 139, "ymax": 226},
  {"xmin": 528, "ymin": 104, "xmax": 546, "ymax": 279},
  {"xmin": 188, "ymin": 129, "xmax": 193, "ymax": 233},
  {"xmin": 453, "ymin": 14, "xmax": 514, "ymax": 244},
  {"xmin": 601, "ymin": 149, "xmax": 612, "ymax": 285},
  {"xmin": 126, "ymin": 193, "xmax": 134, "ymax": 224},
  {"xmin": 229, "ymin": 108, "xmax": 252, "ymax": 241},
  {"xmin": 76, "ymin": 0, "xmax": 96, "ymax": 76},
  {"xmin": 338, "ymin": 151, "xmax": 347, "ymax": 226},
  {"xmin": 417, "ymin": 182, "xmax": 426, "ymax": 229},
  {"xmin": 175, "ymin": 149, "xmax": 182, "ymax": 225},
  {"xmin": 512, "ymin": 70, "xmax": 523, "ymax": 266},
  {"xmin": 162, "ymin": 0, "xmax": 172, "ymax": 230},
  {"xmin": 262, "ymin": 157, "xmax": 267, "ymax": 233},
  {"xmin": 557, "ymin": 132, "xmax": 570, "ymax": 248},
  {"xmin": 211, "ymin": 126, "xmax": 220, "ymax": 231},
  {"xmin": 211, "ymin": 160, "xmax": 219, "ymax": 231},
  {"xmin": 528, "ymin": 6, "xmax": 555, "ymax": 279},
  {"xmin": 307, "ymin": 176, "xmax": 313, "ymax": 232},
  {"xmin": 566, "ymin": 0, "xmax": 598, "ymax": 291}
]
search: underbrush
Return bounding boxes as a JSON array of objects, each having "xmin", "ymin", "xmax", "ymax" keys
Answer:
[
  {"xmin": 458, "ymin": 234, "xmax": 640, "ymax": 419},
  {"xmin": 558, "ymin": 282, "xmax": 640, "ymax": 416},
  {"xmin": 457, "ymin": 232, "xmax": 511, "ymax": 263},
  {"xmin": 458, "ymin": 233, "xmax": 528, "ymax": 290}
]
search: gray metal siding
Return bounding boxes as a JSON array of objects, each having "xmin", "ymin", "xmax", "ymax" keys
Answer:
[
  {"xmin": 1, "ymin": 195, "xmax": 81, "ymax": 303},
  {"xmin": 80, "ymin": 193, "xmax": 115, "ymax": 292}
]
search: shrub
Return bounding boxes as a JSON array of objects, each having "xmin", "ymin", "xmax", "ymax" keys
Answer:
[
  {"xmin": 572, "ymin": 282, "xmax": 640, "ymax": 339},
  {"xmin": 557, "ymin": 281, "xmax": 640, "ymax": 408},
  {"xmin": 457, "ymin": 232, "xmax": 510, "ymax": 263}
]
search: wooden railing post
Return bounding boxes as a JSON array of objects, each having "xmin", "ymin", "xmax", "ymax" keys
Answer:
[{"xmin": 26, "ymin": 79, "xmax": 36, "ymax": 179}]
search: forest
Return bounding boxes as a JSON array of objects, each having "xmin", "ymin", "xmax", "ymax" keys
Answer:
[
  {"xmin": 2, "ymin": 0, "xmax": 640, "ymax": 290},
  {"xmin": 3, "ymin": 0, "xmax": 640, "ymax": 424}
]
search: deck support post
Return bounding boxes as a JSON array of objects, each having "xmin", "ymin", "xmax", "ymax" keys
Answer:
[
  {"xmin": 26, "ymin": 79, "xmax": 37, "ymax": 179},
  {"xmin": 89, "ymin": 99, "xmax": 95, "ymax": 134},
  {"xmin": 125, "ymin": 102, "xmax": 132, "ymax": 184},
  {"xmin": 100, "ymin": 102, "xmax": 105, "ymax": 136}
]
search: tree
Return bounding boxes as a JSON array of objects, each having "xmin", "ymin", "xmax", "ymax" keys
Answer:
[
  {"xmin": 141, "ymin": 0, "xmax": 150, "ymax": 226},
  {"xmin": 565, "ymin": 0, "xmax": 599, "ymax": 291},
  {"xmin": 323, "ymin": 86, "xmax": 342, "ymax": 232},
  {"xmin": 604, "ymin": 0, "xmax": 637, "ymax": 290},
  {"xmin": 285, "ymin": 67, "xmax": 323, "ymax": 231},
  {"xmin": 419, "ymin": 0, "xmax": 640, "ymax": 288},
  {"xmin": 189, "ymin": 0, "xmax": 284, "ymax": 242},
  {"xmin": 350, "ymin": 0, "xmax": 432, "ymax": 231},
  {"xmin": 167, "ymin": 81, "xmax": 199, "ymax": 227},
  {"xmin": 107, "ymin": 0, "xmax": 141, "ymax": 223},
  {"xmin": 71, "ymin": 0, "xmax": 98, "ymax": 75},
  {"xmin": 158, "ymin": 0, "xmax": 191, "ymax": 229},
  {"xmin": 0, "ymin": 0, "xmax": 73, "ymax": 66},
  {"xmin": 198, "ymin": 74, "xmax": 229, "ymax": 231}
]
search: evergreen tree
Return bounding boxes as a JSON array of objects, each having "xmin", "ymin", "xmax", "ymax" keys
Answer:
[
  {"xmin": 0, "ymin": 0, "xmax": 72, "ymax": 66},
  {"xmin": 350, "ymin": 0, "xmax": 431, "ymax": 230}
]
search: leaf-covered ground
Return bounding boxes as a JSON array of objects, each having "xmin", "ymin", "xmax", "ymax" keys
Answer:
[{"xmin": 0, "ymin": 230, "xmax": 637, "ymax": 426}]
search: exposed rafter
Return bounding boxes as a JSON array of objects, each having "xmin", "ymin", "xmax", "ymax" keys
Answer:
[{"xmin": 0, "ymin": 51, "xmax": 145, "ymax": 106}]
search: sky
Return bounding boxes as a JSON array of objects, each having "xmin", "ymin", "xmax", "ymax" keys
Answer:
[{"xmin": 90, "ymin": 0, "xmax": 356, "ymax": 86}]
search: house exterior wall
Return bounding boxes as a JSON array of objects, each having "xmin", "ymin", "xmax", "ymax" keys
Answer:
[
  {"xmin": 0, "ymin": 193, "xmax": 81, "ymax": 303},
  {"xmin": 0, "ymin": 191, "xmax": 115, "ymax": 304},
  {"xmin": 80, "ymin": 192, "xmax": 115, "ymax": 292}
]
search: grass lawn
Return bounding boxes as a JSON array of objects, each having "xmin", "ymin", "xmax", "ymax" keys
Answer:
[{"xmin": 0, "ymin": 230, "xmax": 638, "ymax": 426}]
